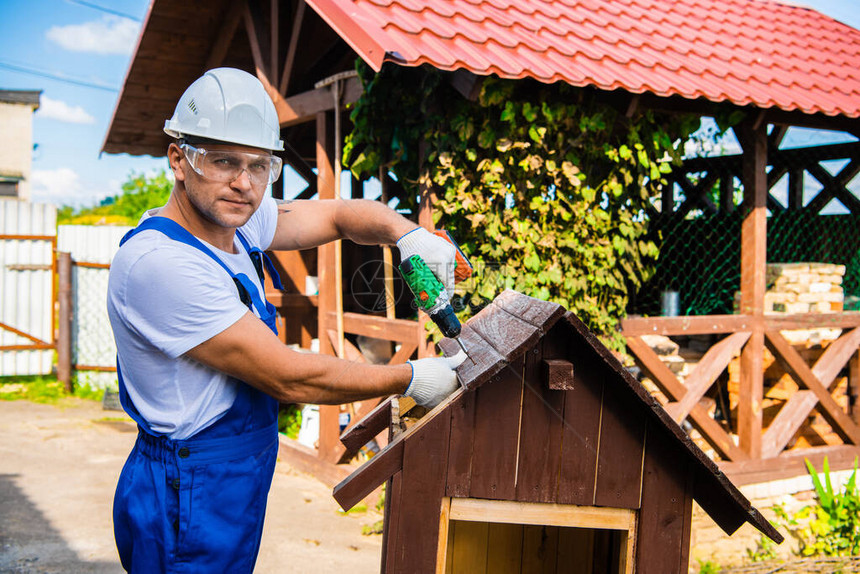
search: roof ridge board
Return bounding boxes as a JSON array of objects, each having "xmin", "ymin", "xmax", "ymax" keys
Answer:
[{"xmin": 556, "ymin": 313, "xmax": 781, "ymax": 542}]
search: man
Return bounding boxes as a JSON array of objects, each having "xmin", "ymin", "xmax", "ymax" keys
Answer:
[{"xmin": 107, "ymin": 67, "xmax": 464, "ymax": 573}]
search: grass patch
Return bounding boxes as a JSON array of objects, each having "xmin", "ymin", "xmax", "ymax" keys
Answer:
[{"xmin": 0, "ymin": 375, "xmax": 106, "ymax": 404}]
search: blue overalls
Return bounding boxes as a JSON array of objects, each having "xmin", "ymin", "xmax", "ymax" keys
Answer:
[{"xmin": 113, "ymin": 217, "xmax": 284, "ymax": 573}]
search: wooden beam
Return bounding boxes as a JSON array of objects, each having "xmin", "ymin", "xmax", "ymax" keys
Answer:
[
  {"xmin": 621, "ymin": 314, "xmax": 751, "ymax": 336},
  {"xmin": 333, "ymin": 387, "xmax": 465, "ymax": 510},
  {"xmin": 765, "ymin": 313, "xmax": 860, "ymax": 330},
  {"xmin": 270, "ymin": 0, "xmax": 279, "ymax": 92},
  {"xmin": 626, "ymin": 336, "xmax": 748, "ymax": 461},
  {"xmin": 761, "ymin": 328, "xmax": 860, "ymax": 456},
  {"xmin": 664, "ymin": 331, "xmax": 750, "ymax": 423},
  {"xmin": 736, "ymin": 120, "xmax": 768, "ymax": 459},
  {"xmin": 280, "ymin": 0, "xmax": 306, "ymax": 96},
  {"xmin": 765, "ymin": 331, "xmax": 860, "ymax": 447},
  {"xmin": 721, "ymin": 444, "xmax": 860, "ymax": 486},
  {"xmin": 324, "ymin": 311, "xmax": 421, "ymax": 343},
  {"xmin": 204, "ymin": 0, "xmax": 244, "ymax": 70},
  {"xmin": 448, "ymin": 498, "xmax": 637, "ymax": 531},
  {"xmin": 277, "ymin": 77, "xmax": 362, "ymax": 127},
  {"xmin": 243, "ymin": 1, "xmax": 268, "ymax": 80}
]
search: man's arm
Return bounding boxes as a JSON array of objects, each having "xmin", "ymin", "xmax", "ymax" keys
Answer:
[
  {"xmin": 269, "ymin": 198, "xmax": 417, "ymax": 251},
  {"xmin": 186, "ymin": 311, "xmax": 413, "ymax": 404}
]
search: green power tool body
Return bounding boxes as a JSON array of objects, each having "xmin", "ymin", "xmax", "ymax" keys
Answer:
[{"xmin": 399, "ymin": 230, "xmax": 474, "ymax": 362}]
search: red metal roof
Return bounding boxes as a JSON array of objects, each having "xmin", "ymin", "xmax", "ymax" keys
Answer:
[{"xmin": 306, "ymin": 0, "xmax": 860, "ymax": 118}]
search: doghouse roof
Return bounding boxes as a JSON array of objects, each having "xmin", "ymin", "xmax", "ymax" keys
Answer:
[{"xmin": 333, "ymin": 290, "xmax": 782, "ymax": 543}]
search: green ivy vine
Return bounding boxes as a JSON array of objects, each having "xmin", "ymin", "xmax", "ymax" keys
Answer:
[{"xmin": 345, "ymin": 62, "xmax": 700, "ymax": 350}]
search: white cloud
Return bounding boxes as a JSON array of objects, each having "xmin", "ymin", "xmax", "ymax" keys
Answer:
[
  {"xmin": 30, "ymin": 168, "xmax": 110, "ymax": 207},
  {"xmin": 36, "ymin": 96, "xmax": 95, "ymax": 124},
  {"xmin": 46, "ymin": 16, "xmax": 139, "ymax": 56}
]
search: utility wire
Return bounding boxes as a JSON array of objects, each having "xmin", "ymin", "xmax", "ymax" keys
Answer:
[
  {"xmin": 63, "ymin": 0, "xmax": 142, "ymax": 21},
  {"xmin": 0, "ymin": 59, "xmax": 118, "ymax": 92}
]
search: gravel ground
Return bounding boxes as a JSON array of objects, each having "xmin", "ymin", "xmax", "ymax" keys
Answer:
[{"xmin": 0, "ymin": 399, "xmax": 382, "ymax": 574}]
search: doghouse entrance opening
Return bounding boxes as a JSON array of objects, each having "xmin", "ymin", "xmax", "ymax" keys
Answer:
[{"xmin": 438, "ymin": 498, "xmax": 636, "ymax": 574}]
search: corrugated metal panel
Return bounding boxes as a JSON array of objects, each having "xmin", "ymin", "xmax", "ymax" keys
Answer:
[
  {"xmin": 0, "ymin": 200, "xmax": 56, "ymax": 376},
  {"xmin": 58, "ymin": 225, "xmax": 131, "ymax": 389},
  {"xmin": 307, "ymin": 0, "xmax": 860, "ymax": 118}
]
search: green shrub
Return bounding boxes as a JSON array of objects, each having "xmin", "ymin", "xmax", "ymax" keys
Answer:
[
  {"xmin": 345, "ymin": 62, "xmax": 700, "ymax": 349},
  {"xmin": 766, "ymin": 457, "xmax": 860, "ymax": 558}
]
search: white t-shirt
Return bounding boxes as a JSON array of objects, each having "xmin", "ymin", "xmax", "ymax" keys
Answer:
[{"xmin": 107, "ymin": 197, "xmax": 279, "ymax": 439}]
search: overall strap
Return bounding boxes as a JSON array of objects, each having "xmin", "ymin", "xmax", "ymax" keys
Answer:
[
  {"xmin": 235, "ymin": 229, "xmax": 284, "ymax": 290},
  {"xmin": 121, "ymin": 217, "xmax": 270, "ymax": 318}
]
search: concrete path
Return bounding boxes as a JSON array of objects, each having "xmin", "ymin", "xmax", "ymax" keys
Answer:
[{"xmin": 0, "ymin": 399, "xmax": 382, "ymax": 573}]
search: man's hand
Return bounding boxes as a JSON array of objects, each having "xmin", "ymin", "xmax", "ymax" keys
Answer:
[
  {"xmin": 396, "ymin": 228, "xmax": 457, "ymax": 294},
  {"xmin": 404, "ymin": 351, "xmax": 468, "ymax": 408}
]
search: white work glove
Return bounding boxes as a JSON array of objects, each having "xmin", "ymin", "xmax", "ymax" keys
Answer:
[
  {"xmin": 396, "ymin": 227, "xmax": 457, "ymax": 294},
  {"xmin": 404, "ymin": 351, "xmax": 468, "ymax": 408}
]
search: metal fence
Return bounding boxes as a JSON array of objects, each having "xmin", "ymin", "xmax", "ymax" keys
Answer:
[
  {"xmin": 0, "ymin": 200, "xmax": 56, "ymax": 377},
  {"xmin": 57, "ymin": 225, "xmax": 131, "ymax": 389}
]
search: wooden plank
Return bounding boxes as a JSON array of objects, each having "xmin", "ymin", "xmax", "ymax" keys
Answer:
[
  {"xmin": 450, "ymin": 520, "xmax": 488, "ymax": 574},
  {"xmin": 381, "ymin": 471, "xmax": 402, "ymax": 574},
  {"xmin": 721, "ymin": 444, "xmax": 860, "ymax": 486},
  {"xmin": 557, "ymin": 337, "xmax": 604, "ymax": 506},
  {"xmin": 340, "ymin": 397, "xmax": 391, "ymax": 453},
  {"xmin": 486, "ymin": 523, "xmax": 523, "ymax": 574},
  {"xmin": 276, "ymin": 435, "xmax": 353, "ymax": 488},
  {"xmin": 762, "ymin": 329, "xmax": 860, "ymax": 457},
  {"xmin": 765, "ymin": 331, "xmax": 860, "ymax": 446},
  {"xmin": 394, "ymin": 410, "xmax": 453, "ymax": 573},
  {"xmin": 557, "ymin": 527, "xmax": 593, "ymax": 574},
  {"xmin": 470, "ymin": 356, "xmax": 525, "ymax": 500},
  {"xmin": 516, "ymin": 344, "xmax": 565, "ymax": 503},
  {"xmin": 543, "ymin": 359, "xmax": 574, "ymax": 390},
  {"xmin": 332, "ymin": 439, "xmax": 404, "ymax": 510},
  {"xmin": 764, "ymin": 313, "xmax": 860, "ymax": 331},
  {"xmin": 279, "ymin": 0, "xmax": 306, "ymax": 95},
  {"xmin": 762, "ymin": 390, "xmax": 817, "ymax": 457},
  {"xmin": 594, "ymin": 378, "xmax": 646, "ymax": 509},
  {"xmin": 388, "ymin": 341, "xmax": 418, "ymax": 365},
  {"xmin": 665, "ymin": 331, "xmax": 750, "ymax": 423},
  {"xmin": 635, "ymin": 335, "xmax": 745, "ymax": 460},
  {"xmin": 812, "ymin": 328, "xmax": 860, "ymax": 388},
  {"xmin": 491, "ymin": 289, "xmax": 566, "ymax": 329},
  {"xmin": 738, "ymin": 328, "xmax": 764, "ymax": 458},
  {"xmin": 204, "ymin": 0, "xmax": 243, "ymax": 69},
  {"xmin": 334, "ymin": 388, "xmax": 466, "ymax": 510},
  {"xmin": 277, "ymin": 77, "xmax": 362, "ymax": 127},
  {"xmin": 324, "ymin": 311, "xmax": 419, "ymax": 343},
  {"xmin": 436, "ymin": 498, "xmax": 452, "ymax": 574},
  {"xmin": 439, "ymin": 324, "xmax": 507, "ymax": 390},
  {"xmin": 621, "ymin": 315, "xmax": 750, "ymax": 336},
  {"xmin": 636, "ymin": 429, "xmax": 692, "ymax": 574},
  {"xmin": 521, "ymin": 525, "xmax": 558, "ymax": 574},
  {"xmin": 449, "ymin": 498, "xmax": 636, "ymax": 530},
  {"xmin": 446, "ymin": 388, "xmax": 476, "ymax": 497},
  {"xmin": 469, "ymin": 303, "xmax": 543, "ymax": 362}
]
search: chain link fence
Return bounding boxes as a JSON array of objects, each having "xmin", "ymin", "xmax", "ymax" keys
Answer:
[{"xmin": 628, "ymin": 130, "xmax": 860, "ymax": 318}]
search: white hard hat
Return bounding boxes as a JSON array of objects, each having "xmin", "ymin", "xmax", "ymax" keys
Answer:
[{"xmin": 164, "ymin": 67, "xmax": 284, "ymax": 151}]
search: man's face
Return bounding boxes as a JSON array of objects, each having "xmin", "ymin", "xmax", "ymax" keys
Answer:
[{"xmin": 170, "ymin": 142, "xmax": 272, "ymax": 229}]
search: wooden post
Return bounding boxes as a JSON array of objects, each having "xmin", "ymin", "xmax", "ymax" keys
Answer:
[
  {"xmin": 380, "ymin": 168, "xmax": 396, "ymax": 321},
  {"xmin": 417, "ymin": 142, "xmax": 436, "ymax": 358},
  {"xmin": 56, "ymin": 252, "xmax": 72, "ymax": 392},
  {"xmin": 737, "ymin": 120, "xmax": 768, "ymax": 459},
  {"xmin": 316, "ymin": 109, "xmax": 341, "ymax": 461}
]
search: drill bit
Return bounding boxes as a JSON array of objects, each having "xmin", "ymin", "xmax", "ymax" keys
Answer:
[{"xmin": 455, "ymin": 337, "xmax": 476, "ymax": 365}]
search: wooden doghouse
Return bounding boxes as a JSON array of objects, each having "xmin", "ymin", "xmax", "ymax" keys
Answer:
[{"xmin": 334, "ymin": 290, "xmax": 783, "ymax": 573}]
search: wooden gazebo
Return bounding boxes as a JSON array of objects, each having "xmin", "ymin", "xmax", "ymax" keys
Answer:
[{"xmin": 104, "ymin": 0, "xmax": 860, "ymax": 484}]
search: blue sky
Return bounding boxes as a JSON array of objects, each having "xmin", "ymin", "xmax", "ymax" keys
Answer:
[{"xmin": 0, "ymin": 0, "xmax": 857, "ymax": 208}]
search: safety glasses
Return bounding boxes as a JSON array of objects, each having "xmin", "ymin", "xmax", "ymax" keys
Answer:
[{"xmin": 180, "ymin": 144, "xmax": 283, "ymax": 188}]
